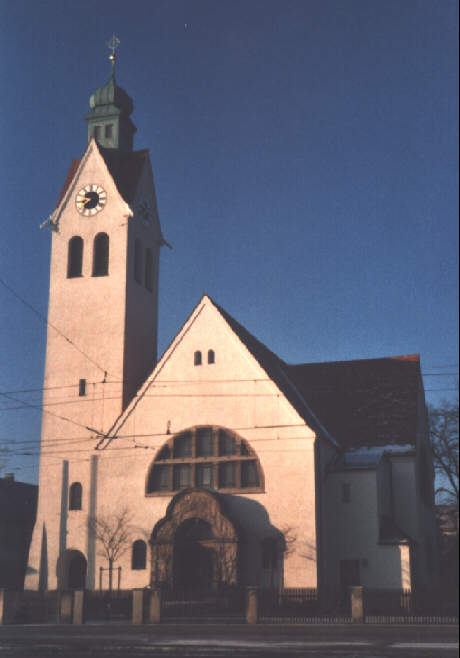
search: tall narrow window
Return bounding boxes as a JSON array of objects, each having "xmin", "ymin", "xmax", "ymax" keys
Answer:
[
  {"xmin": 105, "ymin": 124, "xmax": 114, "ymax": 139},
  {"xmin": 92, "ymin": 233, "xmax": 109, "ymax": 277},
  {"xmin": 69, "ymin": 482, "xmax": 82, "ymax": 510},
  {"xmin": 134, "ymin": 239, "xmax": 142, "ymax": 283},
  {"xmin": 67, "ymin": 236, "xmax": 83, "ymax": 278},
  {"xmin": 144, "ymin": 248, "xmax": 153, "ymax": 291},
  {"xmin": 194, "ymin": 351, "xmax": 202, "ymax": 366},
  {"xmin": 78, "ymin": 379, "xmax": 86, "ymax": 397},
  {"xmin": 94, "ymin": 126, "xmax": 102, "ymax": 141},
  {"xmin": 208, "ymin": 350, "xmax": 215, "ymax": 364},
  {"xmin": 131, "ymin": 540, "xmax": 147, "ymax": 570}
]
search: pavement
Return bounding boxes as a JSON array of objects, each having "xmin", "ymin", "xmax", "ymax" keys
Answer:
[{"xmin": 0, "ymin": 623, "xmax": 458, "ymax": 657}]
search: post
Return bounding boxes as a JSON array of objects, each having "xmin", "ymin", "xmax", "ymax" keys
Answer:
[
  {"xmin": 350, "ymin": 586, "xmax": 364, "ymax": 623},
  {"xmin": 0, "ymin": 590, "xmax": 19, "ymax": 625},
  {"xmin": 59, "ymin": 590, "xmax": 73, "ymax": 624},
  {"xmin": 72, "ymin": 590, "xmax": 85, "ymax": 625},
  {"xmin": 99, "ymin": 566, "xmax": 103, "ymax": 590},
  {"xmin": 132, "ymin": 589, "xmax": 144, "ymax": 625},
  {"xmin": 246, "ymin": 586, "xmax": 258, "ymax": 624},
  {"xmin": 148, "ymin": 588, "xmax": 161, "ymax": 624}
]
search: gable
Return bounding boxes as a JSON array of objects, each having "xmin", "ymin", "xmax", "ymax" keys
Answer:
[
  {"xmin": 97, "ymin": 296, "xmax": 319, "ymax": 448},
  {"xmin": 52, "ymin": 140, "xmax": 149, "ymax": 228}
]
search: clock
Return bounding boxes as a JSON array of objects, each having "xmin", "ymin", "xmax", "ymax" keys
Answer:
[{"xmin": 76, "ymin": 185, "xmax": 107, "ymax": 216}]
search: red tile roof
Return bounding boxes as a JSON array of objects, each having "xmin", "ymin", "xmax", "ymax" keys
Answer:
[{"xmin": 56, "ymin": 145, "xmax": 149, "ymax": 210}]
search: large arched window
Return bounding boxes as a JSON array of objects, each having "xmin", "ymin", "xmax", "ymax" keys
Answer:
[
  {"xmin": 67, "ymin": 236, "xmax": 83, "ymax": 278},
  {"xmin": 131, "ymin": 540, "xmax": 147, "ymax": 570},
  {"xmin": 69, "ymin": 482, "xmax": 82, "ymax": 510},
  {"xmin": 134, "ymin": 239, "xmax": 142, "ymax": 283},
  {"xmin": 92, "ymin": 233, "xmax": 109, "ymax": 277},
  {"xmin": 144, "ymin": 248, "xmax": 153, "ymax": 291},
  {"xmin": 146, "ymin": 427, "xmax": 264, "ymax": 495}
]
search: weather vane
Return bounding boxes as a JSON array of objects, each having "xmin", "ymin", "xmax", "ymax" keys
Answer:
[{"xmin": 107, "ymin": 34, "xmax": 120, "ymax": 73}]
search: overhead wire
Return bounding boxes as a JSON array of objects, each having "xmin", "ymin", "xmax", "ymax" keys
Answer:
[{"xmin": 0, "ymin": 275, "xmax": 113, "ymax": 377}]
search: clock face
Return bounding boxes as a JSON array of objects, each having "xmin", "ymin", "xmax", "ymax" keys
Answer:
[{"xmin": 76, "ymin": 185, "xmax": 107, "ymax": 216}]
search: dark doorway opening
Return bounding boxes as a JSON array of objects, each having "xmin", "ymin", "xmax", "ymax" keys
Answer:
[
  {"xmin": 173, "ymin": 518, "xmax": 214, "ymax": 591},
  {"xmin": 68, "ymin": 553, "xmax": 87, "ymax": 589}
]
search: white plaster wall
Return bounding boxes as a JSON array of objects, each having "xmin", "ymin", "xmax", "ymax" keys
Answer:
[
  {"xmin": 324, "ymin": 469, "xmax": 409, "ymax": 589},
  {"xmin": 27, "ymin": 297, "xmax": 320, "ymax": 590}
]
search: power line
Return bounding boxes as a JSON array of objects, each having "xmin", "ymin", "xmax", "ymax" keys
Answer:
[
  {"xmin": 0, "ymin": 275, "xmax": 113, "ymax": 377},
  {"xmin": 0, "ymin": 391, "xmax": 102, "ymax": 434}
]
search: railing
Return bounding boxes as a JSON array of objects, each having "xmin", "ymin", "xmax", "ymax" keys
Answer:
[
  {"xmin": 161, "ymin": 585, "xmax": 245, "ymax": 621},
  {"xmin": 84, "ymin": 589, "xmax": 132, "ymax": 622},
  {"xmin": 2, "ymin": 586, "xmax": 458, "ymax": 625}
]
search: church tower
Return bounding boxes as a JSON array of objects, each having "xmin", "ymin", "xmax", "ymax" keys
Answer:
[{"xmin": 25, "ymin": 51, "xmax": 165, "ymax": 590}]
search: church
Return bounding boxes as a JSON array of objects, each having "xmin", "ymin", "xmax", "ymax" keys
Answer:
[{"xmin": 25, "ymin": 62, "xmax": 439, "ymax": 596}]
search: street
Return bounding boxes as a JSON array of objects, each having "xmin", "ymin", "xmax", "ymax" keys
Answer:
[{"xmin": 0, "ymin": 624, "xmax": 458, "ymax": 657}]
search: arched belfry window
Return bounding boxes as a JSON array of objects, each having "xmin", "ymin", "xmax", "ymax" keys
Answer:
[
  {"xmin": 134, "ymin": 239, "xmax": 142, "ymax": 283},
  {"xmin": 131, "ymin": 540, "xmax": 147, "ymax": 570},
  {"xmin": 92, "ymin": 233, "xmax": 109, "ymax": 277},
  {"xmin": 208, "ymin": 350, "xmax": 215, "ymax": 364},
  {"xmin": 67, "ymin": 236, "xmax": 83, "ymax": 278},
  {"xmin": 69, "ymin": 482, "xmax": 82, "ymax": 510},
  {"xmin": 144, "ymin": 248, "xmax": 153, "ymax": 291},
  {"xmin": 194, "ymin": 351, "xmax": 202, "ymax": 366},
  {"xmin": 146, "ymin": 427, "xmax": 264, "ymax": 495}
]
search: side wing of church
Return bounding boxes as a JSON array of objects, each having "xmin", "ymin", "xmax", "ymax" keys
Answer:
[{"xmin": 25, "ymin": 64, "xmax": 439, "ymax": 595}]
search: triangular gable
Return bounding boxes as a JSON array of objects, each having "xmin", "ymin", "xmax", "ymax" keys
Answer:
[
  {"xmin": 96, "ymin": 295, "xmax": 333, "ymax": 450},
  {"xmin": 51, "ymin": 139, "xmax": 148, "ymax": 228}
]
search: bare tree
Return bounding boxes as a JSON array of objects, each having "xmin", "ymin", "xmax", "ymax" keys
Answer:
[
  {"xmin": 88, "ymin": 508, "xmax": 133, "ymax": 591},
  {"xmin": 429, "ymin": 400, "xmax": 459, "ymax": 504}
]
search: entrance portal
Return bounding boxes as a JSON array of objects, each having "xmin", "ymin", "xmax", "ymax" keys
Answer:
[{"xmin": 150, "ymin": 489, "xmax": 241, "ymax": 589}]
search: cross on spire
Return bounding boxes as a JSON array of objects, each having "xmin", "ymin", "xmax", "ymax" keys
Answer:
[{"xmin": 107, "ymin": 34, "xmax": 120, "ymax": 74}]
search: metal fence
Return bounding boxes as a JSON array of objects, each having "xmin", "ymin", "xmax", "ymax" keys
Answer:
[
  {"xmin": 84, "ymin": 589, "xmax": 132, "ymax": 623},
  {"xmin": 161, "ymin": 586, "xmax": 245, "ymax": 622}
]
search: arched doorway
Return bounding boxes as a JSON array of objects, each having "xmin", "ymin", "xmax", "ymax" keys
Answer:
[
  {"xmin": 150, "ymin": 489, "xmax": 241, "ymax": 590},
  {"xmin": 57, "ymin": 549, "xmax": 87, "ymax": 589},
  {"xmin": 174, "ymin": 518, "xmax": 214, "ymax": 590}
]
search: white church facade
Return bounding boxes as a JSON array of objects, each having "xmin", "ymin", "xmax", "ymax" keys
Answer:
[{"xmin": 25, "ymin": 68, "xmax": 439, "ymax": 595}]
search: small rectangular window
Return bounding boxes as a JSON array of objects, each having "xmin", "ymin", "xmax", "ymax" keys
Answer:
[
  {"xmin": 342, "ymin": 483, "xmax": 351, "ymax": 503},
  {"xmin": 218, "ymin": 462, "xmax": 236, "ymax": 488},
  {"xmin": 79, "ymin": 379, "xmax": 86, "ymax": 397},
  {"xmin": 173, "ymin": 464, "xmax": 191, "ymax": 489},
  {"xmin": 151, "ymin": 465, "xmax": 170, "ymax": 491},
  {"xmin": 218, "ymin": 430, "xmax": 235, "ymax": 456},
  {"xmin": 196, "ymin": 427, "xmax": 214, "ymax": 457},
  {"xmin": 105, "ymin": 124, "xmax": 113, "ymax": 138},
  {"xmin": 94, "ymin": 125, "xmax": 102, "ymax": 141},
  {"xmin": 196, "ymin": 463, "xmax": 214, "ymax": 489},
  {"xmin": 241, "ymin": 461, "xmax": 259, "ymax": 487},
  {"xmin": 173, "ymin": 433, "xmax": 192, "ymax": 459}
]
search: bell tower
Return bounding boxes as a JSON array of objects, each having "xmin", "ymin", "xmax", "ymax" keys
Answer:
[{"xmin": 25, "ymin": 44, "xmax": 165, "ymax": 590}]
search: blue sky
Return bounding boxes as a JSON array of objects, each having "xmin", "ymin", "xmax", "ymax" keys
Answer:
[{"xmin": 0, "ymin": 0, "xmax": 458, "ymax": 483}]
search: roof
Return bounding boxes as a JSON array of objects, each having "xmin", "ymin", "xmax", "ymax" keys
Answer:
[
  {"xmin": 213, "ymin": 299, "xmax": 422, "ymax": 450},
  {"xmin": 56, "ymin": 146, "xmax": 149, "ymax": 209},
  {"xmin": 286, "ymin": 356, "xmax": 421, "ymax": 449},
  {"xmin": 0, "ymin": 478, "xmax": 38, "ymax": 522}
]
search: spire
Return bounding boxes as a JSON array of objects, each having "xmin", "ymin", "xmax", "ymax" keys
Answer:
[{"xmin": 85, "ymin": 36, "xmax": 137, "ymax": 152}]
